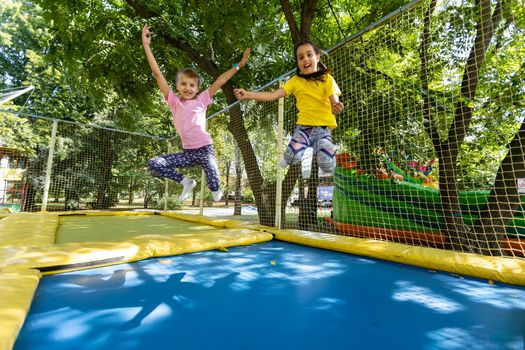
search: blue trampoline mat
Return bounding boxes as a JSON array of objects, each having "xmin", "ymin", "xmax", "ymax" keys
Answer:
[{"xmin": 15, "ymin": 241, "xmax": 525, "ymax": 350}]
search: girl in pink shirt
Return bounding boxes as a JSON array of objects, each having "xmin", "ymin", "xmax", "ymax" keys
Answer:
[{"xmin": 142, "ymin": 24, "xmax": 250, "ymax": 202}]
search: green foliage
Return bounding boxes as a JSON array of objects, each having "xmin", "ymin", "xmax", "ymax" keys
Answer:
[
  {"xmin": 148, "ymin": 194, "xmax": 183, "ymax": 210},
  {"xmin": 3, "ymin": 0, "xmax": 524, "ymax": 219},
  {"xmin": 242, "ymin": 187, "xmax": 254, "ymax": 203},
  {"xmin": 0, "ymin": 113, "xmax": 41, "ymax": 154}
]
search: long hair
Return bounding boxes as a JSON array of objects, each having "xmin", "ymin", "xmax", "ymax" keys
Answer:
[{"xmin": 294, "ymin": 40, "xmax": 331, "ymax": 82}]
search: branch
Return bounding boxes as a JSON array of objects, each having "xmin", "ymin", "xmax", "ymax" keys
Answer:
[
  {"xmin": 476, "ymin": 119, "xmax": 525, "ymax": 253},
  {"xmin": 280, "ymin": 0, "xmax": 301, "ymax": 44},
  {"xmin": 460, "ymin": 0, "xmax": 502, "ymax": 101},
  {"xmin": 419, "ymin": 0, "xmax": 440, "ymax": 151},
  {"xmin": 448, "ymin": 0, "xmax": 502, "ymax": 147},
  {"xmin": 124, "ymin": 0, "xmax": 220, "ymax": 77},
  {"xmin": 163, "ymin": 37, "xmax": 221, "ymax": 77},
  {"xmin": 124, "ymin": 0, "xmax": 154, "ymax": 18},
  {"xmin": 299, "ymin": 0, "xmax": 318, "ymax": 40}
]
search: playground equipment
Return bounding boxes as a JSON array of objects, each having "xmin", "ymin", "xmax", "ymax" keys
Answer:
[
  {"xmin": 2, "ymin": 1, "xmax": 525, "ymax": 348},
  {"xmin": 0, "ymin": 148, "xmax": 27, "ymax": 213},
  {"xmin": 328, "ymin": 163, "xmax": 525, "ymax": 256}
]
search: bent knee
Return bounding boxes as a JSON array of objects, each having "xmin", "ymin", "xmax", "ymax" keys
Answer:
[
  {"xmin": 147, "ymin": 157, "xmax": 163, "ymax": 171},
  {"xmin": 319, "ymin": 161, "xmax": 336, "ymax": 173},
  {"xmin": 317, "ymin": 152, "xmax": 336, "ymax": 173}
]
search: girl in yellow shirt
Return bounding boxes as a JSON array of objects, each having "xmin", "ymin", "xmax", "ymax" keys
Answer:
[{"xmin": 234, "ymin": 40, "xmax": 343, "ymax": 174}]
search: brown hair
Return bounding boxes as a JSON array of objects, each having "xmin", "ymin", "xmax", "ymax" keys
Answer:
[
  {"xmin": 177, "ymin": 68, "xmax": 201, "ymax": 86},
  {"xmin": 294, "ymin": 40, "xmax": 330, "ymax": 82}
]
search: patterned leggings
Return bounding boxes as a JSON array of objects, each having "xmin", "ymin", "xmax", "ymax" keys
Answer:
[
  {"xmin": 282, "ymin": 125, "xmax": 336, "ymax": 173},
  {"xmin": 147, "ymin": 144, "xmax": 221, "ymax": 191}
]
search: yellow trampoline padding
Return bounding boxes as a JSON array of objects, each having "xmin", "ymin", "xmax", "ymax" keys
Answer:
[
  {"xmin": 0, "ymin": 269, "xmax": 41, "ymax": 350},
  {"xmin": 161, "ymin": 212, "xmax": 273, "ymax": 231},
  {"xmin": 0, "ymin": 213, "xmax": 58, "ymax": 248},
  {"xmin": 272, "ymin": 228, "xmax": 525, "ymax": 286},
  {"xmin": 1, "ymin": 229, "xmax": 273, "ymax": 275},
  {"xmin": 60, "ymin": 210, "xmax": 156, "ymax": 217},
  {"xmin": 162, "ymin": 212, "xmax": 233, "ymax": 226}
]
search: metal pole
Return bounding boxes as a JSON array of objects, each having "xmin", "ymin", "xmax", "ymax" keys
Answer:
[
  {"xmin": 275, "ymin": 81, "xmax": 285, "ymax": 229},
  {"xmin": 199, "ymin": 170, "xmax": 205, "ymax": 215},
  {"xmin": 0, "ymin": 86, "xmax": 34, "ymax": 105},
  {"xmin": 41, "ymin": 120, "xmax": 57, "ymax": 212},
  {"xmin": 163, "ymin": 141, "xmax": 171, "ymax": 211},
  {"xmin": 199, "ymin": 120, "xmax": 207, "ymax": 215}
]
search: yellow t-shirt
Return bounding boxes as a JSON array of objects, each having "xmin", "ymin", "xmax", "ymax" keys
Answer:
[{"xmin": 282, "ymin": 74, "xmax": 341, "ymax": 129}]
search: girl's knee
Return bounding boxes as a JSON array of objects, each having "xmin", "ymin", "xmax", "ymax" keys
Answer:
[
  {"xmin": 317, "ymin": 151, "xmax": 336, "ymax": 173},
  {"xmin": 319, "ymin": 161, "xmax": 336, "ymax": 173},
  {"xmin": 147, "ymin": 157, "xmax": 162, "ymax": 171},
  {"xmin": 286, "ymin": 155, "xmax": 302, "ymax": 165},
  {"xmin": 147, "ymin": 158, "xmax": 155, "ymax": 170}
]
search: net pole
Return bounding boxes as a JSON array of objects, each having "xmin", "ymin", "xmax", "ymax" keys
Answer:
[
  {"xmin": 199, "ymin": 120, "xmax": 207, "ymax": 215},
  {"xmin": 163, "ymin": 179, "xmax": 169, "ymax": 211},
  {"xmin": 163, "ymin": 141, "xmax": 171, "ymax": 211},
  {"xmin": 275, "ymin": 81, "xmax": 285, "ymax": 229},
  {"xmin": 41, "ymin": 120, "xmax": 57, "ymax": 212},
  {"xmin": 199, "ymin": 170, "xmax": 205, "ymax": 215}
]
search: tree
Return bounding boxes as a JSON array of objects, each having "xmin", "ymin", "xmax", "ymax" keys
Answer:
[
  {"xmin": 24, "ymin": 0, "xmax": 412, "ymax": 223},
  {"xmin": 418, "ymin": 0, "xmax": 523, "ymax": 253}
]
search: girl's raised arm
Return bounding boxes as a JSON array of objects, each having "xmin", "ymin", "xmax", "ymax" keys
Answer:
[
  {"xmin": 142, "ymin": 25, "xmax": 170, "ymax": 98},
  {"xmin": 209, "ymin": 48, "xmax": 251, "ymax": 97}
]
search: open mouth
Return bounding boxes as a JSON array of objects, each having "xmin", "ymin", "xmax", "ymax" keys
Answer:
[{"xmin": 302, "ymin": 63, "xmax": 315, "ymax": 73}]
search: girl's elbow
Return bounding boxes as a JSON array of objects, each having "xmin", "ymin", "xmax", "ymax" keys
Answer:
[{"xmin": 273, "ymin": 92, "xmax": 285, "ymax": 101}]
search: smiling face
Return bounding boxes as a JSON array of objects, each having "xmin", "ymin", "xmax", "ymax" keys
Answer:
[
  {"xmin": 176, "ymin": 73, "xmax": 199, "ymax": 100},
  {"xmin": 296, "ymin": 43, "xmax": 320, "ymax": 75}
]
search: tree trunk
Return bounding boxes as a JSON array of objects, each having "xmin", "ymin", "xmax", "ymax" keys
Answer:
[
  {"xmin": 441, "ymin": 0, "xmax": 502, "ymax": 252},
  {"xmin": 22, "ymin": 149, "xmax": 46, "ymax": 212},
  {"xmin": 64, "ymin": 187, "xmax": 80, "ymax": 210},
  {"xmin": 299, "ymin": 157, "xmax": 319, "ymax": 230},
  {"xmin": 95, "ymin": 141, "xmax": 117, "ymax": 210},
  {"xmin": 226, "ymin": 101, "xmax": 271, "ymax": 222},
  {"xmin": 438, "ymin": 145, "xmax": 472, "ymax": 251},
  {"xmin": 280, "ymin": 0, "xmax": 318, "ymax": 42},
  {"xmin": 474, "ymin": 120, "xmax": 525, "ymax": 254},
  {"xmin": 420, "ymin": 0, "xmax": 502, "ymax": 252},
  {"xmin": 262, "ymin": 163, "xmax": 302, "ymax": 228},
  {"xmin": 22, "ymin": 181, "xmax": 37, "ymax": 212},
  {"xmin": 280, "ymin": 164, "xmax": 301, "ymax": 227}
]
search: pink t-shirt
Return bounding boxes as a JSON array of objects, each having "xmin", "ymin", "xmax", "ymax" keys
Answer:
[{"xmin": 165, "ymin": 89, "xmax": 213, "ymax": 149}]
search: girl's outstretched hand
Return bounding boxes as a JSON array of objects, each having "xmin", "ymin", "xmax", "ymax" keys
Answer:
[
  {"xmin": 234, "ymin": 88, "xmax": 248, "ymax": 101},
  {"xmin": 332, "ymin": 101, "xmax": 344, "ymax": 114},
  {"xmin": 238, "ymin": 48, "xmax": 251, "ymax": 69},
  {"xmin": 142, "ymin": 25, "xmax": 152, "ymax": 46}
]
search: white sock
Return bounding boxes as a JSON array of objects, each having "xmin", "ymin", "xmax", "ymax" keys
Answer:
[
  {"xmin": 278, "ymin": 157, "xmax": 288, "ymax": 169},
  {"xmin": 212, "ymin": 190, "xmax": 223, "ymax": 202},
  {"xmin": 179, "ymin": 177, "xmax": 196, "ymax": 202}
]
